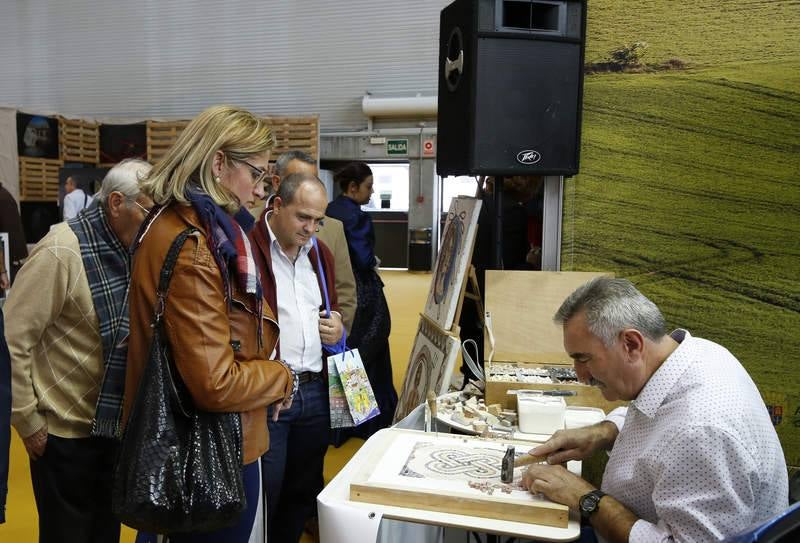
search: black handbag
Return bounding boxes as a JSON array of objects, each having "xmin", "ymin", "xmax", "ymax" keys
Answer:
[{"xmin": 112, "ymin": 227, "xmax": 246, "ymax": 534}]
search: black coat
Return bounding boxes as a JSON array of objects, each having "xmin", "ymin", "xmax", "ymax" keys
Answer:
[{"xmin": 0, "ymin": 184, "xmax": 28, "ymax": 281}]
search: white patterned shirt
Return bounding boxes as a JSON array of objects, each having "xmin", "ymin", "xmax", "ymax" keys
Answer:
[
  {"xmin": 602, "ymin": 330, "xmax": 787, "ymax": 542},
  {"xmin": 265, "ymin": 213, "xmax": 323, "ymax": 373}
]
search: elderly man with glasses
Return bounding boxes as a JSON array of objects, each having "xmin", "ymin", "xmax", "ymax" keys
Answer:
[{"xmin": 5, "ymin": 159, "xmax": 154, "ymax": 543}]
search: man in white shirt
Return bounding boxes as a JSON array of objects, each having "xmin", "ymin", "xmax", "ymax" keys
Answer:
[
  {"xmin": 249, "ymin": 172, "xmax": 344, "ymax": 543},
  {"xmin": 62, "ymin": 175, "xmax": 94, "ymax": 220},
  {"xmin": 522, "ymin": 277, "xmax": 787, "ymax": 542},
  {"xmin": 269, "ymin": 150, "xmax": 358, "ymax": 335}
]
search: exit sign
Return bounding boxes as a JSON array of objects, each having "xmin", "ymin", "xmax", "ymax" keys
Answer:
[{"xmin": 386, "ymin": 139, "xmax": 408, "ymax": 156}]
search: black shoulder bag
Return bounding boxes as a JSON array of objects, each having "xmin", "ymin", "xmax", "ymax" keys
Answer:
[{"xmin": 112, "ymin": 227, "xmax": 246, "ymax": 534}]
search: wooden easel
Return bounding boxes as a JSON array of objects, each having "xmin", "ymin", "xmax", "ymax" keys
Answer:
[{"xmin": 451, "ymin": 264, "xmax": 484, "ymax": 333}]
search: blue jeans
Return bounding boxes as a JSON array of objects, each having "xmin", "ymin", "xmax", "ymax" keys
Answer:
[{"xmin": 261, "ymin": 377, "xmax": 330, "ymax": 543}]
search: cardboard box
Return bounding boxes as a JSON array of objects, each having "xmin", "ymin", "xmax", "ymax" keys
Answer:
[{"xmin": 483, "ymin": 271, "xmax": 628, "ymax": 413}]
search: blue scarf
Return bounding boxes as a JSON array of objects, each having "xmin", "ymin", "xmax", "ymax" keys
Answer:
[
  {"xmin": 186, "ymin": 192, "xmax": 265, "ymax": 346},
  {"xmin": 69, "ymin": 205, "xmax": 131, "ymax": 439}
]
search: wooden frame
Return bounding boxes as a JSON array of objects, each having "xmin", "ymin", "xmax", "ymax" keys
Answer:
[
  {"xmin": 349, "ymin": 430, "xmax": 569, "ymax": 528},
  {"xmin": 59, "ymin": 117, "xmax": 100, "ymax": 163},
  {"xmin": 19, "ymin": 157, "xmax": 63, "ymax": 202}
]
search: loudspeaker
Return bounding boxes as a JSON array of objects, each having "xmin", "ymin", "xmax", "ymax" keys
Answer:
[{"xmin": 437, "ymin": 0, "xmax": 587, "ymax": 177}]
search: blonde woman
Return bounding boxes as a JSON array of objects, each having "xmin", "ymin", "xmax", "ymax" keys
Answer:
[{"xmin": 124, "ymin": 105, "xmax": 296, "ymax": 542}]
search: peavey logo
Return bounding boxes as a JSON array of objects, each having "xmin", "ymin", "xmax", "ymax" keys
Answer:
[{"xmin": 516, "ymin": 150, "xmax": 542, "ymax": 164}]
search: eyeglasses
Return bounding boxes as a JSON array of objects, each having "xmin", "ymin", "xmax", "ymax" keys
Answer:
[
  {"xmin": 133, "ymin": 201, "xmax": 153, "ymax": 216},
  {"xmin": 238, "ymin": 159, "xmax": 269, "ymax": 187}
]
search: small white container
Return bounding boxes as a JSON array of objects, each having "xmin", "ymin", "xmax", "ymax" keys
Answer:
[{"xmin": 517, "ymin": 392, "xmax": 566, "ymax": 435}]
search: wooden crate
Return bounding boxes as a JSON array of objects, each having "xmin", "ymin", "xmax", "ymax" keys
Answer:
[
  {"xmin": 265, "ymin": 115, "xmax": 319, "ymax": 161},
  {"xmin": 146, "ymin": 120, "xmax": 189, "ymax": 163},
  {"xmin": 59, "ymin": 117, "xmax": 99, "ymax": 163},
  {"xmin": 19, "ymin": 157, "xmax": 63, "ymax": 202}
]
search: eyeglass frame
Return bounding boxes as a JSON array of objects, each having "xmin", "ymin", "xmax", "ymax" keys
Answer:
[
  {"xmin": 133, "ymin": 200, "xmax": 153, "ymax": 216},
  {"xmin": 237, "ymin": 158, "xmax": 270, "ymax": 187}
]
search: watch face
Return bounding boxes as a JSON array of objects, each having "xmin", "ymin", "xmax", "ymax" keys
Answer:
[{"xmin": 580, "ymin": 493, "xmax": 600, "ymax": 515}]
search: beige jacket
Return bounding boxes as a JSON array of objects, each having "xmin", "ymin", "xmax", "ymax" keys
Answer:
[
  {"xmin": 6, "ymin": 223, "xmax": 103, "ymax": 439},
  {"xmin": 316, "ymin": 216, "xmax": 357, "ymax": 333}
]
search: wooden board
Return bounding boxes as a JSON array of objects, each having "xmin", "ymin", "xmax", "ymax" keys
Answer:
[
  {"xmin": 265, "ymin": 115, "xmax": 319, "ymax": 161},
  {"xmin": 351, "ymin": 482, "xmax": 568, "ymax": 527},
  {"xmin": 485, "ymin": 378, "xmax": 628, "ymax": 412},
  {"xmin": 59, "ymin": 117, "xmax": 100, "ymax": 163},
  {"xmin": 146, "ymin": 120, "xmax": 190, "ymax": 163},
  {"xmin": 19, "ymin": 157, "xmax": 63, "ymax": 202},
  {"xmin": 349, "ymin": 431, "xmax": 568, "ymax": 528},
  {"xmin": 484, "ymin": 271, "xmax": 613, "ymax": 364}
]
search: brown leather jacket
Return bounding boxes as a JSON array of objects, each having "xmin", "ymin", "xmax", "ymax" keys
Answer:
[{"xmin": 123, "ymin": 204, "xmax": 293, "ymax": 464}]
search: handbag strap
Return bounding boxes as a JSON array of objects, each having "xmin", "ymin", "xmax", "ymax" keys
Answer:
[
  {"xmin": 154, "ymin": 227, "xmax": 199, "ymax": 325},
  {"xmin": 312, "ymin": 237, "xmax": 347, "ymax": 354},
  {"xmin": 149, "ymin": 227, "xmax": 200, "ymax": 418}
]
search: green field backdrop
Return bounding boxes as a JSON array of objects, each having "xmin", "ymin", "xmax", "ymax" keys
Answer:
[{"xmin": 562, "ymin": 0, "xmax": 800, "ymax": 465}]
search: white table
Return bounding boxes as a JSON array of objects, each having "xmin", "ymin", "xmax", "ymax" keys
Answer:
[{"xmin": 318, "ymin": 427, "xmax": 582, "ymax": 543}]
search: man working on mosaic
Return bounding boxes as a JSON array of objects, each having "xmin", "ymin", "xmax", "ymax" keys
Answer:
[{"xmin": 522, "ymin": 277, "xmax": 787, "ymax": 542}]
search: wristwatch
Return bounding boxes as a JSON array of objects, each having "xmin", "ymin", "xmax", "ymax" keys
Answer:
[{"xmin": 579, "ymin": 490, "xmax": 606, "ymax": 519}]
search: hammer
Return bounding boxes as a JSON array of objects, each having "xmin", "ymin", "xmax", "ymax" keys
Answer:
[{"xmin": 500, "ymin": 446, "xmax": 548, "ymax": 484}]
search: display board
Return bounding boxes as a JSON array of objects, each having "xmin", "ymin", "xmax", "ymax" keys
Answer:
[
  {"xmin": 423, "ymin": 196, "xmax": 481, "ymax": 330},
  {"xmin": 393, "ymin": 316, "xmax": 460, "ymax": 423}
]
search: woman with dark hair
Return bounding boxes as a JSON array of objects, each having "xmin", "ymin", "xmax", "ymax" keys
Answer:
[{"xmin": 326, "ymin": 162, "xmax": 397, "ymax": 443}]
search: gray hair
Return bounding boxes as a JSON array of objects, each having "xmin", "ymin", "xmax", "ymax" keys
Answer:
[
  {"xmin": 275, "ymin": 150, "xmax": 316, "ymax": 178},
  {"xmin": 96, "ymin": 159, "xmax": 151, "ymax": 207},
  {"xmin": 276, "ymin": 172, "xmax": 325, "ymax": 205},
  {"xmin": 554, "ymin": 277, "xmax": 667, "ymax": 346}
]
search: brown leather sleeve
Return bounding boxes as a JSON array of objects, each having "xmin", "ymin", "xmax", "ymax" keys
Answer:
[{"xmin": 162, "ymin": 241, "xmax": 293, "ymax": 413}]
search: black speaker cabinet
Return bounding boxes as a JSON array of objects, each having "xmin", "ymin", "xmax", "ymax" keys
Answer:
[{"xmin": 437, "ymin": 0, "xmax": 587, "ymax": 177}]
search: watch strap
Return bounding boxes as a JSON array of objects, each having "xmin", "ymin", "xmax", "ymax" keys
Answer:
[{"xmin": 579, "ymin": 489, "xmax": 606, "ymax": 519}]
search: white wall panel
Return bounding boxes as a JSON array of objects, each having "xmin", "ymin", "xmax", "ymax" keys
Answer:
[{"xmin": 0, "ymin": 1, "xmax": 450, "ymax": 131}]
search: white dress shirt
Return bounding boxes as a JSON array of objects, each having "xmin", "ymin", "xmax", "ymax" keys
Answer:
[
  {"xmin": 63, "ymin": 189, "xmax": 93, "ymax": 220},
  {"xmin": 602, "ymin": 329, "xmax": 787, "ymax": 542},
  {"xmin": 265, "ymin": 213, "xmax": 323, "ymax": 373}
]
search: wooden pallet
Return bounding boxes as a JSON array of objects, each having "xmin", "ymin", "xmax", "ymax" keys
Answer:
[
  {"xmin": 59, "ymin": 117, "xmax": 99, "ymax": 163},
  {"xmin": 19, "ymin": 157, "xmax": 63, "ymax": 202},
  {"xmin": 146, "ymin": 120, "xmax": 190, "ymax": 163},
  {"xmin": 265, "ymin": 115, "xmax": 319, "ymax": 162}
]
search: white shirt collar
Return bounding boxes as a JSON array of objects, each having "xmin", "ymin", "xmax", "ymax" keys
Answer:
[
  {"xmin": 632, "ymin": 329, "xmax": 692, "ymax": 418},
  {"xmin": 264, "ymin": 210, "xmax": 313, "ymax": 261}
]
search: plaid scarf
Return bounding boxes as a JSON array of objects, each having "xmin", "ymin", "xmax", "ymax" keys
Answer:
[
  {"xmin": 68, "ymin": 204, "xmax": 131, "ymax": 439},
  {"xmin": 187, "ymin": 192, "xmax": 264, "ymax": 346}
]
